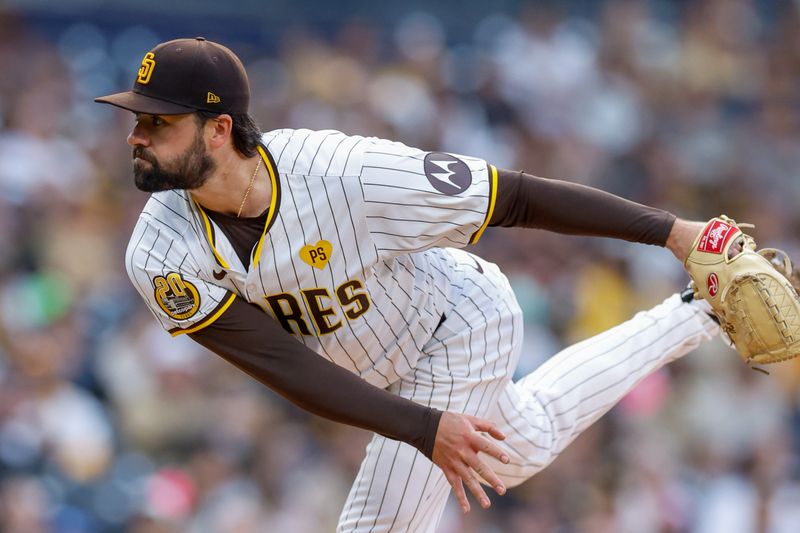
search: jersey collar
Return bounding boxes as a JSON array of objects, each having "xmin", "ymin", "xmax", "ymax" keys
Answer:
[{"xmin": 192, "ymin": 144, "xmax": 281, "ymax": 270}]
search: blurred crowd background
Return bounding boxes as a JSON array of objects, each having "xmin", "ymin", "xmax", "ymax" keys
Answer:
[{"xmin": 1, "ymin": 0, "xmax": 799, "ymax": 531}]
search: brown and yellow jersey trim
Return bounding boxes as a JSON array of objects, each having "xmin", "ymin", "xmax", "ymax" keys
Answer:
[
  {"xmin": 251, "ymin": 145, "xmax": 281, "ymax": 267},
  {"xmin": 192, "ymin": 145, "xmax": 281, "ymax": 269},
  {"xmin": 169, "ymin": 291, "xmax": 237, "ymax": 336},
  {"xmin": 194, "ymin": 197, "xmax": 231, "ymax": 269},
  {"xmin": 469, "ymin": 163, "xmax": 498, "ymax": 244}
]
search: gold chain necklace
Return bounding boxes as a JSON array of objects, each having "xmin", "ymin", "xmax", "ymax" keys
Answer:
[{"xmin": 236, "ymin": 157, "xmax": 262, "ymax": 218}]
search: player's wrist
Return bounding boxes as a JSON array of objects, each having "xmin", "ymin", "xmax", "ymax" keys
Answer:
[
  {"xmin": 422, "ymin": 407, "xmax": 443, "ymax": 460},
  {"xmin": 666, "ymin": 218, "xmax": 706, "ymax": 263}
]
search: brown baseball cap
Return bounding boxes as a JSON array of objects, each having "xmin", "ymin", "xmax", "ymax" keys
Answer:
[{"xmin": 94, "ymin": 37, "xmax": 250, "ymax": 115}]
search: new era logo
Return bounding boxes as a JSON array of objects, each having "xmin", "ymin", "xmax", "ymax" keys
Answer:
[{"xmin": 207, "ymin": 92, "xmax": 221, "ymax": 104}]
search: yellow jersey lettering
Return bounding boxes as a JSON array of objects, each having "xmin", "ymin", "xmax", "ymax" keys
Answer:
[
  {"xmin": 301, "ymin": 288, "xmax": 342, "ymax": 335},
  {"xmin": 264, "ymin": 293, "xmax": 312, "ymax": 335},
  {"xmin": 262, "ymin": 279, "xmax": 370, "ymax": 335},
  {"xmin": 336, "ymin": 280, "xmax": 371, "ymax": 320}
]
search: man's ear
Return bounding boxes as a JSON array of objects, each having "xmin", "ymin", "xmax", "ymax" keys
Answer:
[{"xmin": 206, "ymin": 114, "xmax": 233, "ymax": 150}]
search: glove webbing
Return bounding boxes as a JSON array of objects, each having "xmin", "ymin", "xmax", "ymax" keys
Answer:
[{"xmin": 731, "ymin": 275, "xmax": 797, "ymax": 364}]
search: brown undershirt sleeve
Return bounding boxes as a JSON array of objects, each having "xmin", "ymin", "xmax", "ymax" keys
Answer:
[
  {"xmin": 489, "ymin": 168, "xmax": 676, "ymax": 246},
  {"xmin": 189, "ymin": 295, "xmax": 442, "ymax": 459}
]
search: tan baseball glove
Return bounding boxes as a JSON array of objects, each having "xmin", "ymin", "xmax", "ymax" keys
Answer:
[{"xmin": 684, "ymin": 215, "xmax": 800, "ymax": 365}]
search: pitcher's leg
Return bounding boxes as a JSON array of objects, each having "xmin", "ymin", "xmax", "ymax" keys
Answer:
[
  {"xmin": 337, "ymin": 435, "xmax": 450, "ymax": 533},
  {"xmin": 337, "ymin": 262, "xmax": 524, "ymax": 532},
  {"xmin": 487, "ymin": 293, "xmax": 720, "ymax": 488}
]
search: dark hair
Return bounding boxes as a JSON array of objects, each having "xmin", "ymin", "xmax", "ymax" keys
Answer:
[{"xmin": 195, "ymin": 110, "xmax": 262, "ymax": 157}]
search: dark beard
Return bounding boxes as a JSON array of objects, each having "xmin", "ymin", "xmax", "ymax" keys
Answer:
[{"xmin": 133, "ymin": 131, "xmax": 215, "ymax": 192}]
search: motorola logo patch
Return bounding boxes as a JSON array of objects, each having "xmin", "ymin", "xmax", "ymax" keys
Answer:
[{"xmin": 423, "ymin": 152, "xmax": 471, "ymax": 196}]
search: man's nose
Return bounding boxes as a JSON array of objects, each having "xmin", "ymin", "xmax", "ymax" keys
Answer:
[{"xmin": 127, "ymin": 123, "xmax": 149, "ymax": 147}]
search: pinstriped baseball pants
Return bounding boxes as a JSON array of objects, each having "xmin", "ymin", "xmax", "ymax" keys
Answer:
[{"xmin": 337, "ymin": 252, "xmax": 719, "ymax": 532}]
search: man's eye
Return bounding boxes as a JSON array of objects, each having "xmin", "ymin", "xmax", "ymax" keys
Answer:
[{"xmin": 153, "ymin": 117, "xmax": 164, "ymax": 126}]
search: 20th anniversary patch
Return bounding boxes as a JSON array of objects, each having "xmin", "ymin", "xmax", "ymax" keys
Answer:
[{"xmin": 153, "ymin": 272, "xmax": 200, "ymax": 320}]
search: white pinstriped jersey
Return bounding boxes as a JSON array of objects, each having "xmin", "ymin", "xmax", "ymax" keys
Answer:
[{"xmin": 126, "ymin": 129, "xmax": 498, "ymax": 387}]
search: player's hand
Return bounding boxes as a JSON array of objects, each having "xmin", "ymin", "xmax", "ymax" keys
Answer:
[{"xmin": 431, "ymin": 411, "xmax": 509, "ymax": 513}]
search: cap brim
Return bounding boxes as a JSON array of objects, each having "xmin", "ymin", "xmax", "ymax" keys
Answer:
[{"xmin": 94, "ymin": 91, "xmax": 197, "ymax": 115}]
